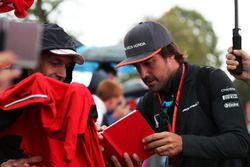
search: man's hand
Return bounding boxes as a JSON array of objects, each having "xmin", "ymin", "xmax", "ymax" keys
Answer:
[
  {"xmin": 0, "ymin": 156, "xmax": 43, "ymax": 167},
  {"xmin": 96, "ymin": 124, "xmax": 107, "ymax": 140},
  {"xmin": 143, "ymin": 132, "xmax": 182, "ymax": 157},
  {"xmin": 96, "ymin": 124, "xmax": 143, "ymax": 167},
  {"xmin": 0, "ymin": 51, "xmax": 21, "ymax": 92},
  {"xmin": 96, "ymin": 123, "xmax": 108, "ymax": 151},
  {"xmin": 106, "ymin": 153, "xmax": 142, "ymax": 167},
  {"xmin": 226, "ymin": 47, "xmax": 250, "ymax": 85}
]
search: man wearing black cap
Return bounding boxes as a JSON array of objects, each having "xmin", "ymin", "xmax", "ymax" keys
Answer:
[
  {"xmin": 34, "ymin": 23, "xmax": 84, "ymax": 83},
  {"xmin": 113, "ymin": 21, "xmax": 249, "ymax": 167},
  {"xmin": 0, "ymin": 23, "xmax": 84, "ymax": 167}
]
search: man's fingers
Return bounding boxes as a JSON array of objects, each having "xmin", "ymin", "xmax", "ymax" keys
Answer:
[
  {"xmin": 100, "ymin": 144, "xmax": 104, "ymax": 152},
  {"xmin": 11, "ymin": 156, "xmax": 42, "ymax": 167},
  {"xmin": 227, "ymin": 47, "xmax": 233, "ymax": 53},
  {"xmin": 108, "ymin": 153, "xmax": 139, "ymax": 167},
  {"xmin": 227, "ymin": 48, "xmax": 249, "ymax": 61},
  {"xmin": 111, "ymin": 155, "xmax": 122, "ymax": 167},
  {"xmin": 227, "ymin": 64, "xmax": 237, "ymax": 71},
  {"xmin": 233, "ymin": 49, "xmax": 247, "ymax": 59},
  {"xmin": 23, "ymin": 163, "xmax": 30, "ymax": 167},
  {"xmin": 143, "ymin": 132, "xmax": 167, "ymax": 144},
  {"xmin": 101, "ymin": 125, "xmax": 107, "ymax": 130},
  {"xmin": 12, "ymin": 159, "xmax": 27, "ymax": 166},
  {"xmin": 0, "ymin": 69, "xmax": 21, "ymax": 93},
  {"xmin": 226, "ymin": 59, "xmax": 238, "ymax": 66},
  {"xmin": 144, "ymin": 137, "xmax": 168, "ymax": 151},
  {"xmin": 226, "ymin": 53, "xmax": 236, "ymax": 60},
  {"xmin": 105, "ymin": 160, "xmax": 113, "ymax": 167},
  {"xmin": 1, "ymin": 159, "xmax": 16, "ymax": 167},
  {"xmin": 123, "ymin": 153, "xmax": 133, "ymax": 167},
  {"xmin": 0, "ymin": 51, "xmax": 16, "ymax": 67},
  {"xmin": 0, "ymin": 69, "xmax": 21, "ymax": 82},
  {"xmin": 96, "ymin": 123, "xmax": 107, "ymax": 132},
  {"xmin": 26, "ymin": 156, "xmax": 43, "ymax": 164},
  {"xmin": 132, "ymin": 153, "xmax": 142, "ymax": 167},
  {"xmin": 98, "ymin": 132, "xmax": 103, "ymax": 140}
]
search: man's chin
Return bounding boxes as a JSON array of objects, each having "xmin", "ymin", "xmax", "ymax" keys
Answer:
[
  {"xmin": 49, "ymin": 76, "xmax": 64, "ymax": 82},
  {"xmin": 147, "ymin": 85, "xmax": 160, "ymax": 92}
]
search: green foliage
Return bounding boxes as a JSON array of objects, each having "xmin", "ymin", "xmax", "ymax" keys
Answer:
[
  {"xmin": 154, "ymin": 6, "xmax": 221, "ymax": 67},
  {"xmin": 27, "ymin": 0, "xmax": 64, "ymax": 23}
]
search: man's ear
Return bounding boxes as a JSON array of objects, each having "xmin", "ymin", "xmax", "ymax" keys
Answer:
[{"xmin": 169, "ymin": 54, "xmax": 176, "ymax": 59}]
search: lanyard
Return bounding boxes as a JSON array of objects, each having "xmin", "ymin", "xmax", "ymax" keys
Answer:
[{"xmin": 157, "ymin": 63, "xmax": 186, "ymax": 133}]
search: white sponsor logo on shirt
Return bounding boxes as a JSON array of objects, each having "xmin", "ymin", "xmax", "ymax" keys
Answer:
[
  {"xmin": 222, "ymin": 94, "xmax": 238, "ymax": 100},
  {"xmin": 182, "ymin": 101, "xmax": 199, "ymax": 112},
  {"xmin": 224, "ymin": 102, "xmax": 239, "ymax": 108},
  {"xmin": 221, "ymin": 87, "xmax": 236, "ymax": 92}
]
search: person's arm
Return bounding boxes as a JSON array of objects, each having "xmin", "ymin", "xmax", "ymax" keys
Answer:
[
  {"xmin": 1, "ymin": 156, "xmax": 42, "ymax": 167},
  {"xmin": 182, "ymin": 69, "xmax": 249, "ymax": 159},
  {"xmin": 226, "ymin": 47, "xmax": 250, "ymax": 85}
]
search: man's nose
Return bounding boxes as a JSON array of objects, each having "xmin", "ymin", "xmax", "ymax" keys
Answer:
[
  {"xmin": 56, "ymin": 65, "xmax": 67, "ymax": 81},
  {"xmin": 138, "ymin": 66, "xmax": 149, "ymax": 79}
]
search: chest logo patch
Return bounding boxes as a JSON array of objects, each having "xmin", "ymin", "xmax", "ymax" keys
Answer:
[{"xmin": 182, "ymin": 101, "xmax": 199, "ymax": 112}]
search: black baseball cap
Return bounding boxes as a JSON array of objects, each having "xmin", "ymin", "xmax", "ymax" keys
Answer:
[
  {"xmin": 42, "ymin": 24, "xmax": 84, "ymax": 64},
  {"xmin": 115, "ymin": 21, "xmax": 172, "ymax": 68}
]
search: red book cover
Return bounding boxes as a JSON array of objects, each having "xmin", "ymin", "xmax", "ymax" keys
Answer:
[{"xmin": 100, "ymin": 110, "xmax": 154, "ymax": 164}]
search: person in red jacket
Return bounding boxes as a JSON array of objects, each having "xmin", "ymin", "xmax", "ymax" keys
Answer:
[{"xmin": 0, "ymin": 23, "xmax": 85, "ymax": 167}]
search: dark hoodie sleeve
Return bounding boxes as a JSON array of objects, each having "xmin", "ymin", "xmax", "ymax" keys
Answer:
[
  {"xmin": 0, "ymin": 135, "xmax": 26, "ymax": 164},
  {"xmin": 0, "ymin": 110, "xmax": 25, "ymax": 163},
  {"xmin": 0, "ymin": 109, "xmax": 22, "ymax": 130},
  {"xmin": 182, "ymin": 69, "xmax": 249, "ymax": 159}
]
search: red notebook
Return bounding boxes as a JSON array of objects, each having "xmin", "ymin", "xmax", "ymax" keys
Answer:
[{"xmin": 100, "ymin": 110, "xmax": 154, "ymax": 165}]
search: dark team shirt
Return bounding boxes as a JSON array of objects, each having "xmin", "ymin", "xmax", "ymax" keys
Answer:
[{"xmin": 137, "ymin": 62, "xmax": 249, "ymax": 167}]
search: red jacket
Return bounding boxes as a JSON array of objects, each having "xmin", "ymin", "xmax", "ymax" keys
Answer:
[{"xmin": 0, "ymin": 73, "xmax": 105, "ymax": 167}]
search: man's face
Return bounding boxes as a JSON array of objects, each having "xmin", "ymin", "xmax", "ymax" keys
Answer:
[
  {"xmin": 133, "ymin": 54, "xmax": 176, "ymax": 92},
  {"xmin": 36, "ymin": 51, "xmax": 74, "ymax": 82}
]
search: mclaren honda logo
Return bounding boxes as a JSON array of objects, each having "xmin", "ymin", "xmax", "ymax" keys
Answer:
[{"xmin": 125, "ymin": 42, "xmax": 146, "ymax": 51}]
